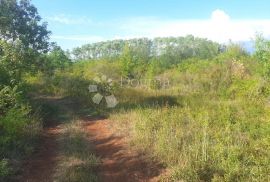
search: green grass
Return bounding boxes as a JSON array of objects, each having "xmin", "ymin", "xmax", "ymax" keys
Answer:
[
  {"xmin": 108, "ymin": 59, "xmax": 270, "ymax": 181},
  {"xmin": 24, "ymin": 57, "xmax": 270, "ymax": 181},
  {"xmin": 113, "ymin": 101, "xmax": 269, "ymax": 181}
]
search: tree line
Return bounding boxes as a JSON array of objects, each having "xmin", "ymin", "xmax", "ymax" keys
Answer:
[{"xmin": 71, "ymin": 36, "xmax": 223, "ymax": 61}]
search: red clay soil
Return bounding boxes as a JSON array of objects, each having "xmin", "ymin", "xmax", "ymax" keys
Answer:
[
  {"xmin": 17, "ymin": 109, "xmax": 162, "ymax": 181},
  {"xmin": 84, "ymin": 117, "xmax": 163, "ymax": 182},
  {"xmin": 17, "ymin": 126, "xmax": 60, "ymax": 182}
]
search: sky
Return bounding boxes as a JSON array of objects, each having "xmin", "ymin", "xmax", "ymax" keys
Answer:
[{"xmin": 32, "ymin": 0, "xmax": 270, "ymax": 50}]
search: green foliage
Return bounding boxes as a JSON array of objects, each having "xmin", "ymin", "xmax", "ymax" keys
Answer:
[
  {"xmin": 254, "ymin": 34, "xmax": 270, "ymax": 62},
  {"xmin": 71, "ymin": 35, "xmax": 221, "ymax": 61},
  {"xmin": 1, "ymin": 3, "xmax": 267, "ymax": 179},
  {"xmin": 0, "ymin": 40, "xmax": 27, "ymax": 81},
  {"xmin": 27, "ymin": 41, "xmax": 270, "ymax": 181},
  {"xmin": 109, "ymin": 59, "xmax": 270, "ymax": 182},
  {"xmin": 44, "ymin": 45, "xmax": 72, "ymax": 74},
  {"xmin": 0, "ymin": 64, "xmax": 11, "ymax": 86},
  {"xmin": 221, "ymin": 42, "xmax": 248, "ymax": 60},
  {"xmin": 0, "ymin": 36, "xmax": 46, "ymax": 84},
  {"xmin": 0, "ymin": 0, "xmax": 52, "ymax": 83},
  {"xmin": 0, "ymin": 1, "xmax": 51, "ymax": 179},
  {"xmin": 0, "ymin": 103, "xmax": 41, "ymax": 158},
  {"xmin": 120, "ymin": 44, "xmax": 136, "ymax": 78},
  {"xmin": 0, "ymin": 85, "xmax": 22, "ymax": 115},
  {"xmin": 0, "ymin": 85, "xmax": 41, "ymax": 179},
  {"xmin": 254, "ymin": 34, "xmax": 270, "ymax": 77},
  {"xmin": 146, "ymin": 58, "xmax": 162, "ymax": 77},
  {"xmin": 0, "ymin": 159, "xmax": 11, "ymax": 180},
  {"xmin": 129, "ymin": 99, "xmax": 269, "ymax": 181},
  {"xmin": 0, "ymin": 0, "xmax": 50, "ymax": 53}
]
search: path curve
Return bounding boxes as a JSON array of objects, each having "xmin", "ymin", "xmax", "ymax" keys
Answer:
[
  {"xmin": 17, "ymin": 97, "xmax": 163, "ymax": 182},
  {"xmin": 84, "ymin": 117, "xmax": 163, "ymax": 182}
]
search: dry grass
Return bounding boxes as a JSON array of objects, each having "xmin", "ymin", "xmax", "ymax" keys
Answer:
[
  {"xmin": 109, "ymin": 60, "xmax": 270, "ymax": 181},
  {"xmin": 54, "ymin": 120, "xmax": 99, "ymax": 182}
]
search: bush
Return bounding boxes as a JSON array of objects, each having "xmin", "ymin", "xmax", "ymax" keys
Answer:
[
  {"xmin": 0, "ymin": 159, "xmax": 11, "ymax": 180},
  {"xmin": 0, "ymin": 86, "xmax": 22, "ymax": 115},
  {"xmin": 0, "ymin": 85, "xmax": 41, "ymax": 179},
  {"xmin": 0, "ymin": 106, "xmax": 41, "ymax": 156}
]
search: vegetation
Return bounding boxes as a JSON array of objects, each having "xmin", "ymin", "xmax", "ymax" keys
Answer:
[
  {"xmin": 50, "ymin": 100, "xmax": 99, "ymax": 182},
  {"xmin": 1, "ymin": 0, "xmax": 270, "ymax": 181},
  {"xmin": 27, "ymin": 40, "xmax": 270, "ymax": 181},
  {"xmin": 110, "ymin": 59, "xmax": 270, "ymax": 181},
  {"xmin": 0, "ymin": 0, "xmax": 71, "ymax": 180}
]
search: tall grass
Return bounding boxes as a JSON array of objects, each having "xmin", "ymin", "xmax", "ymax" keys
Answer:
[
  {"xmin": 25, "ymin": 57, "xmax": 270, "ymax": 181},
  {"xmin": 109, "ymin": 59, "xmax": 270, "ymax": 181}
]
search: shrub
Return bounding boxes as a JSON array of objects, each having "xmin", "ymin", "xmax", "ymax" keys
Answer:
[
  {"xmin": 0, "ymin": 159, "xmax": 11, "ymax": 180},
  {"xmin": 0, "ymin": 106, "xmax": 41, "ymax": 158},
  {"xmin": 0, "ymin": 86, "xmax": 22, "ymax": 115}
]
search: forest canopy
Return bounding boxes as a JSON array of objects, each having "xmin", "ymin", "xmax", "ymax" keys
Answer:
[{"xmin": 71, "ymin": 35, "xmax": 222, "ymax": 60}]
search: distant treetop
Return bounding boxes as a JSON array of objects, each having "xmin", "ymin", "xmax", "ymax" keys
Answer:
[{"xmin": 71, "ymin": 35, "xmax": 222, "ymax": 61}]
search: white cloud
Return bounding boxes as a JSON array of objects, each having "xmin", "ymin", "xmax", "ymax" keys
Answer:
[
  {"xmin": 48, "ymin": 14, "xmax": 92, "ymax": 25},
  {"xmin": 211, "ymin": 9, "xmax": 230, "ymax": 22},
  {"xmin": 48, "ymin": 9, "xmax": 270, "ymax": 49},
  {"xmin": 117, "ymin": 9, "xmax": 270, "ymax": 43}
]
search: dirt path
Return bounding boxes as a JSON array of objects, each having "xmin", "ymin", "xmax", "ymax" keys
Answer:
[
  {"xmin": 18, "ymin": 125, "xmax": 60, "ymax": 182},
  {"xmin": 84, "ymin": 117, "xmax": 163, "ymax": 182},
  {"xmin": 18, "ymin": 97, "xmax": 163, "ymax": 182}
]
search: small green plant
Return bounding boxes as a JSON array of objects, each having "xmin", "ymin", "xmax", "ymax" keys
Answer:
[{"xmin": 0, "ymin": 159, "xmax": 11, "ymax": 180}]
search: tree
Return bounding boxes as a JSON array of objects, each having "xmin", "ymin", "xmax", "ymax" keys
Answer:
[
  {"xmin": 254, "ymin": 34, "xmax": 270, "ymax": 77},
  {"xmin": 47, "ymin": 44, "xmax": 71, "ymax": 70},
  {"xmin": 0, "ymin": 40, "xmax": 27, "ymax": 82},
  {"xmin": 0, "ymin": 0, "xmax": 51, "ymax": 53},
  {"xmin": 0, "ymin": 0, "xmax": 51, "ymax": 81},
  {"xmin": 71, "ymin": 36, "xmax": 221, "ymax": 61},
  {"xmin": 255, "ymin": 34, "xmax": 270, "ymax": 62},
  {"xmin": 223, "ymin": 42, "xmax": 248, "ymax": 59},
  {"xmin": 120, "ymin": 44, "xmax": 135, "ymax": 78}
]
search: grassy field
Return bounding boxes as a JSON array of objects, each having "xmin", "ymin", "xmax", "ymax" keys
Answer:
[
  {"xmin": 109, "ymin": 59, "xmax": 270, "ymax": 181},
  {"xmin": 1, "ymin": 1, "xmax": 270, "ymax": 181},
  {"xmin": 25, "ymin": 55, "xmax": 270, "ymax": 181}
]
